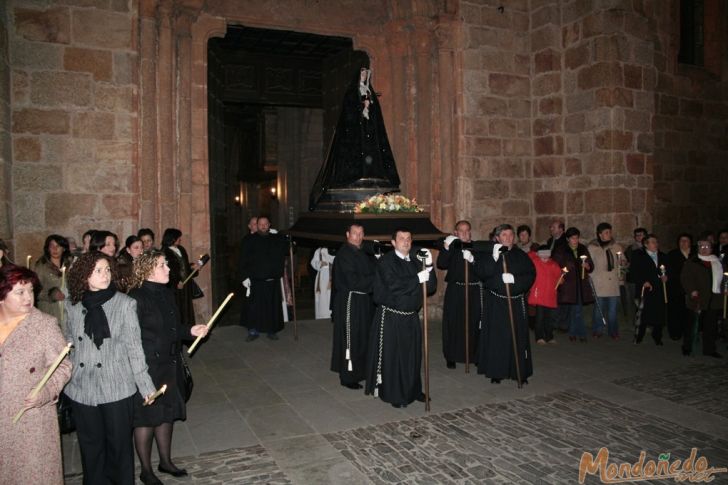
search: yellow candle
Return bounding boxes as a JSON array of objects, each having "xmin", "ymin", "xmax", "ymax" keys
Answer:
[
  {"xmin": 660, "ymin": 264, "xmax": 667, "ymax": 303},
  {"xmin": 555, "ymin": 267, "xmax": 569, "ymax": 290},
  {"xmin": 188, "ymin": 292, "xmax": 235, "ymax": 355},
  {"xmin": 580, "ymin": 255, "xmax": 587, "ymax": 279},
  {"xmin": 143, "ymin": 384, "xmax": 168, "ymax": 405},
  {"xmin": 26, "ymin": 255, "xmax": 31, "ymax": 268},
  {"xmin": 14, "ymin": 342, "xmax": 72, "ymax": 423}
]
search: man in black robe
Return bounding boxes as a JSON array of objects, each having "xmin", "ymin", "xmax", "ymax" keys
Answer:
[
  {"xmin": 365, "ymin": 228, "xmax": 436, "ymax": 408},
  {"xmin": 239, "ymin": 215, "xmax": 288, "ymax": 341},
  {"xmin": 437, "ymin": 220, "xmax": 482, "ymax": 369},
  {"xmin": 330, "ymin": 223, "xmax": 377, "ymax": 389},
  {"xmin": 472, "ymin": 224, "xmax": 535, "ymax": 385}
]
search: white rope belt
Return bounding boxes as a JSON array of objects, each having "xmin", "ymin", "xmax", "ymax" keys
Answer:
[
  {"xmin": 345, "ymin": 290, "xmax": 368, "ymax": 372},
  {"xmin": 487, "ymin": 290, "xmax": 527, "ymax": 322},
  {"xmin": 374, "ymin": 305, "xmax": 416, "ymax": 397}
]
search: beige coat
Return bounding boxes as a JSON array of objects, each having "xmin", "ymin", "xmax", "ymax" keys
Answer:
[
  {"xmin": 34, "ymin": 258, "xmax": 70, "ymax": 333},
  {"xmin": 0, "ymin": 308, "xmax": 72, "ymax": 485},
  {"xmin": 587, "ymin": 240, "xmax": 624, "ymax": 298}
]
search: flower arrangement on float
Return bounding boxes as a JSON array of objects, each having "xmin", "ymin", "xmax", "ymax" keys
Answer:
[{"xmin": 354, "ymin": 193, "xmax": 424, "ymax": 214}]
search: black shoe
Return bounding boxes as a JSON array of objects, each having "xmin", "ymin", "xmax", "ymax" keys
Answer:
[
  {"xmin": 446, "ymin": 361, "xmax": 456, "ymax": 369},
  {"xmin": 705, "ymin": 352, "xmax": 723, "ymax": 358},
  {"xmin": 342, "ymin": 382, "xmax": 363, "ymax": 390},
  {"xmin": 520, "ymin": 379, "xmax": 528, "ymax": 385},
  {"xmin": 245, "ymin": 334, "xmax": 259, "ymax": 342},
  {"xmin": 682, "ymin": 348, "xmax": 690, "ymax": 356},
  {"xmin": 490, "ymin": 378, "xmax": 501, "ymax": 384},
  {"xmin": 415, "ymin": 392, "xmax": 430, "ymax": 403},
  {"xmin": 267, "ymin": 333, "xmax": 279, "ymax": 340},
  {"xmin": 158, "ymin": 465, "xmax": 187, "ymax": 477},
  {"xmin": 140, "ymin": 471, "xmax": 163, "ymax": 485},
  {"xmin": 655, "ymin": 340, "xmax": 663, "ymax": 346},
  {"xmin": 391, "ymin": 403, "xmax": 406, "ymax": 408}
]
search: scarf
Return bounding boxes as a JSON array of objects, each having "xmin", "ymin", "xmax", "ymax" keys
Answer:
[
  {"xmin": 697, "ymin": 254, "xmax": 723, "ymax": 294},
  {"xmin": 81, "ymin": 283, "xmax": 116, "ymax": 349},
  {"xmin": 597, "ymin": 239, "xmax": 615, "ymax": 271}
]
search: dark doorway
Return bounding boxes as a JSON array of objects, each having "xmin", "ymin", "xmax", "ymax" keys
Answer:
[{"xmin": 207, "ymin": 25, "xmax": 369, "ymax": 323}]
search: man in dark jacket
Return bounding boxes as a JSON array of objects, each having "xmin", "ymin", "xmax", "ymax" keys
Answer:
[
  {"xmin": 680, "ymin": 238, "xmax": 725, "ymax": 357},
  {"xmin": 630, "ymin": 234, "xmax": 668, "ymax": 345}
]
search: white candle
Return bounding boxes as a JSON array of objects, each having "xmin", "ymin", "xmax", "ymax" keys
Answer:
[{"xmin": 188, "ymin": 292, "xmax": 235, "ymax": 355}]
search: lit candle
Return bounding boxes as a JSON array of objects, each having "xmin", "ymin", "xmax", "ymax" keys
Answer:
[
  {"xmin": 659, "ymin": 264, "xmax": 668, "ymax": 303},
  {"xmin": 26, "ymin": 255, "xmax": 31, "ymax": 268},
  {"xmin": 13, "ymin": 342, "xmax": 72, "ymax": 423},
  {"xmin": 580, "ymin": 255, "xmax": 587, "ymax": 279},
  {"xmin": 555, "ymin": 266, "xmax": 569, "ymax": 290},
  {"xmin": 188, "ymin": 292, "xmax": 235, "ymax": 355}
]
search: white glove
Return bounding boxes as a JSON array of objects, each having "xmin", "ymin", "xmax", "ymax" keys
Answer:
[
  {"xmin": 417, "ymin": 270, "xmax": 429, "ymax": 283},
  {"xmin": 423, "ymin": 248, "xmax": 433, "ymax": 267},
  {"xmin": 492, "ymin": 243, "xmax": 503, "ymax": 262},
  {"xmin": 444, "ymin": 235, "xmax": 458, "ymax": 250},
  {"xmin": 502, "ymin": 273, "xmax": 514, "ymax": 285},
  {"xmin": 242, "ymin": 278, "xmax": 251, "ymax": 297},
  {"xmin": 462, "ymin": 249, "xmax": 474, "ymax": 263},
  {"xmin": 269, "ymin": 228, "xmax": 278, "ymax": 234}
]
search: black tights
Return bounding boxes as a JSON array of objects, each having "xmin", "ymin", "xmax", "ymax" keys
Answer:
[{"xmin": 134, "ymin": 422, "xmax": 180, "ymax": 474}]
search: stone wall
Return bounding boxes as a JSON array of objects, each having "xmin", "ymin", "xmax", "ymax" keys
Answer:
[
  {"xmin": 459, "ymin": 0, "xmax": 532, "ymax": 238},
  {"xmin": 651, "ymin": 0, "xmax": 728, "ymax": 243},
  {"xmin": 8, "ymin": 0, "xmax": 138, "ymax": 260},
  {"xmin": 0, "ymin": 9, "xmax": 12, "ymax": 243}
]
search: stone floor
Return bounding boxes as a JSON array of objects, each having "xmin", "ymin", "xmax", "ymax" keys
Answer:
[{"xmin": 63, "ymin": 314, "xmax": 728, "ymax": 484}]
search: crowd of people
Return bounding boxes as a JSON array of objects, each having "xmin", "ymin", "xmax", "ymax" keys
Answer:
[
  {"xmin": 316, "ymin": 219, "xmax": 728, "ymax": 410},
  {"xmin": 0, "ymin": 227, "xmax": 207, "ymax": 485}
]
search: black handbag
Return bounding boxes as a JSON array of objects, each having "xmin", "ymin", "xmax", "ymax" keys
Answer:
[
  {"xmin": 57, "ymin": 393, "xmax": 75, "ymax": 434},
  {"xmin": 190, "ymin": 280, "xmax": 204, "ymax": 300},
  {"xmin": 181, "ymin": 354, "xmax": 193, "ymax": 402}
]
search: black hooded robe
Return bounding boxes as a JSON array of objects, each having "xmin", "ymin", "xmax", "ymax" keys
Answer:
[
  {"xmin": 365, "ymin": 249, "xmax": 436, "ymax": 406},
  {"xmin": 473, "ymin": 246, "xmax": 535, "ymax": 382},
  {"xmin": 330, "ymin": 243, "xmax": 377, "ymax": 385}
]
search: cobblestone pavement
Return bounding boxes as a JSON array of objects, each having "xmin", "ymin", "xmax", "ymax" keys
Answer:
[
  {"xmin": 324, "ymin": 389, "xmax": 728, "ymax": 484},
  {"xmin": 64, "ymin": 445, "xmax": 291, "ymax": 485},
  {"xmin": 613, "ymin": 361, "xmax": 728, "ymax": 420},
  {"xmin": 61, "ymin": 320, "xmax": 728, "ymax": 484}
]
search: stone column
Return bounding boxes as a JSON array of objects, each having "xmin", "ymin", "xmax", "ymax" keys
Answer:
[{"xmin": 138, "ymin": 0, "xmax": 159, "ymax": 230}]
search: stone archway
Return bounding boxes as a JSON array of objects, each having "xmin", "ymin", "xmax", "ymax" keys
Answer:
[{"xmin": 138, "ymin": 1, "xmax": 462, "ymax": 317}]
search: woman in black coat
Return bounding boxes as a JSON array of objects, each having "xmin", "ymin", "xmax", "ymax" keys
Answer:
[
  {"xmin": 552, "ymin": 227, "xmax": 594, "ymax": 342},
  {"xmin": 630, "ymin": 234, "xmax": 668, "ymax": 345},
  {"xmin": 128, "ymin": 251, "xmax": 208, "ymax": 485},
  {"xmin": 666, "ymin": 233, "xmax": 692, "ymax": 340},
  {"xmin": 161, "ymin": 228, "xmax": 198, "ymax": 327}
]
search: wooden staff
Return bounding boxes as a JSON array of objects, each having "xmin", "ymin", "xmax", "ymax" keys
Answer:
[
  {"xmin": 14, "ymin": 342, "xmax": 72, "ymax": 423},
  {"xmin": 289, "ymin": 238, "xmax": 298, "ymax": 341},
  {"xmin": 502, "ymin": 252, "xmax": 522, "ymax": 389},
  {"xmin": 418, "ymin": 252, "xmax": 431, "ymax": 412},
  {"xmin": 659, "ymin": 265, "xmax": 668, "ymax": 304},
  {"xmin": 555, "ymin": 267, "xmax": 569, "ymax": 290},
  {"xmin": 464, "ymin": 258, "xmax": 470, "ymax": 374},
  {"xmin": 579, "ymin": 255, "xmax": 587, "ymax": 280},
  {"xmin": 188, "ymin": 292, "xmax": 235, "ymax": 355},
  {"xmin": 143, "ymin": 384, "xmax": 167, "ymax": 405}
]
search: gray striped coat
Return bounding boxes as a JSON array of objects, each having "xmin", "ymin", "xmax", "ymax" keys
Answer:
[{"xmin": 64, "ymin": 292, "xmax": 156, "ymax": 406}]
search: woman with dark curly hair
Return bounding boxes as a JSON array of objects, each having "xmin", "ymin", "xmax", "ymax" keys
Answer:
[
  {"xmin": 63, "ymin": 251, "xmax": 157, "ymax": 485},
  {"xmin": 128, "ymin": 251, "xmax": 208, "ymax": 484},
  {"xmin": 0, "ymin": 265, "xmax": 72, "ymax": 485},
  {"xmin": 34, "ymin": 235, "xmax": 72, "ymax": 330}
]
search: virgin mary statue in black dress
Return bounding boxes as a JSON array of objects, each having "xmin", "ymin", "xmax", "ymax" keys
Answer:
[{"xmin": 309, "ymin": 67, "xmax": 401, "ymax": 211}]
